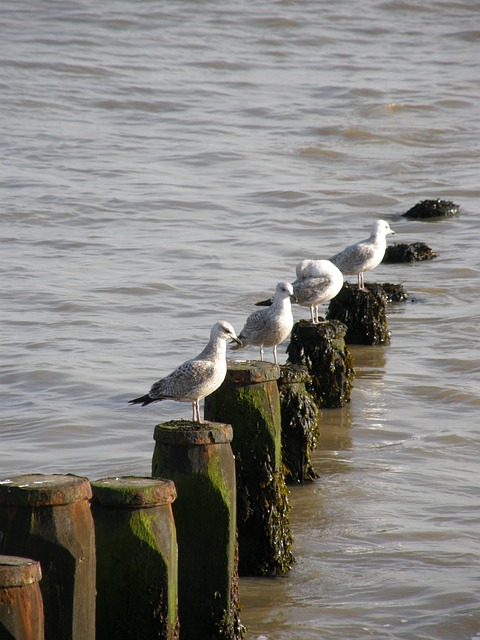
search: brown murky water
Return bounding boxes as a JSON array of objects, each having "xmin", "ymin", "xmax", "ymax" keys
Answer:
[{"xmin": 2, "ymin": 1, "xmax": 479, "ymax": 637}]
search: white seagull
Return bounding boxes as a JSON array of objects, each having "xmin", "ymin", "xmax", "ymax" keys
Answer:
[
  {"xmin": 292, "ymin": 259, "xmax": 344, "ymax": 324},
  {"xmin": 232, "ymin": 281, "xmax": 294, "ymax": 365},
  {"xmin": 129, "ymin": 320, "xmax": 241, "ymax": 423},
  {"xmin": 329, "ymin": 219, "xmax": 395, "ymax": 290}
]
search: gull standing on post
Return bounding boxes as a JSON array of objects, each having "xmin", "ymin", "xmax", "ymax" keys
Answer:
[
  {"xmin": 291, "ymin": 259, "xmax": 344, "ymax": 324},
  {"xmin": 128, "ymin": 321, "xmax": 241, "ymax": 423},
  {"xmin": 329, "ymin": 219, "xmax": 395, "ymax": 290},
  {"xmin": 232, "ymin": 281, "xmax": 295, "ymax": 365}
]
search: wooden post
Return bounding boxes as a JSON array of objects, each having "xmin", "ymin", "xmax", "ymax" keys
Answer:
[
  {"xmin": 277, "ymin": 364, "xmax": 320, "ymax": 483},
  {"xmin": 287, "ymin": 320, "xmax": 355, "ymax": 408},
  {"xmin": 326, "ymin": 282, "xmax": 391, "ymax": 345},
  {"xmin": 91, "ymin": 476, "xmax": 179, "ymax": 640},
  {"xmin": 0, "ymin": 474, "xmax": 95, "ymax": 640},
  {"xmin": 0, "ymin": 556, "xmax": 44, "ymax": 640},
  {"xmin": 152, "ymin": 421, "xmax": 243, "ymax": 640},
  {"xmin": 204, "ymin": 361, "xmax": 294, "ymax": 577}
]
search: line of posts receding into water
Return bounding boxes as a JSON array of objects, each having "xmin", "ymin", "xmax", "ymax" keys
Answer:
[{"xmin": 0, "ymin": 283, "xmax": 406, "ymax": 640}]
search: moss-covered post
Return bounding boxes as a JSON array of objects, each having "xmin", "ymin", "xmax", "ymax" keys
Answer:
[
  {"xmin": 277, "ymin": 364, "xmax": 320, "ymax": 483},
  {"xmin": 204, "ymin": 361, "xmax": 294, "ymax": 577},
  {"xmin": 326, "ymin": 282, "xmax": 390, "ymax": 345},
  {"xmin": 0, "ymin": 555, "xmax": 44, "ymax": 640},
  {"xmin": 286, "ymin": 320, "xmax": 355, "ymax": 408},
  {"xmin": 91, "ymin": 477, "xmax": 179, "ymax": 640},
  {"xmin": 152, "ymin": 421, "xmax": 243, "ymax": 640},
  {"xmin": 0, "ymin": 474, "xmax": 95, "ymax": 640}
]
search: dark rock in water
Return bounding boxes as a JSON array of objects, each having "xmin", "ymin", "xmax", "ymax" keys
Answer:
[
  {"xmin": 286, "ymin": 320, "xmax": 354, "ymax": 407},
  {"xmin": 326, "ymin": 282, "xmax": 390, "ymax": 345},
  {"xmin": 383, "ymin": 241, "xmax": 438, "ymax": 263},
  {"xmin": 278, "ymin": 364, "xmax": 320, "ymax": 483},
  {"xmin": 402, "ymin": 199, "xmax": 459, "ymax": 219}
]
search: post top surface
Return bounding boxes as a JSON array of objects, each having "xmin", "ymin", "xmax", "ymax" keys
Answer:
[
  {"xmin": 225, "ymin": 359, "xmax": 281, "ymax": 383},
  {"xmin": 0, "ymin": 473, "xmax": 92, "ymax": 506},
  {"xmin": 91, "ymin": 476, "xmax": 176, "ymax": 507},
  {"xmin": 153, "ymin": 420, "xmax": 233, "ymax": 445},
  {"xmin": 0, "ymin": 555, "xmax": 42, "ymax": 587}
]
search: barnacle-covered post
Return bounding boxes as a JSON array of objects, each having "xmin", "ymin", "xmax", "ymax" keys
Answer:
[
  {"xmin": 91, "ymin": 477, "xmax": 179, "ymax": 640},
  {"xmin": 204, "ymin": 361, "xmax": 294, "ymax": 577},
  {"xmin": 277, "ymin": 364, "xmax": 320, "ymax": 483},
  {"xmin": 0, "ymin": 555, "xmax": 44, "ymax": 640},
  {"xmin": 326, "ymin": 283, "xmax": 390, "ymax": 345},
  {"xmin": 287, "ymin": 320, "xmax": 355, "ymax": 407},
  {"xmin": 0, "ymin": 474, "xmax": 95, "ymax": 640},
  {"xmin": 152, "ymin": 421, "xmax": 243, "ymax": 640}
]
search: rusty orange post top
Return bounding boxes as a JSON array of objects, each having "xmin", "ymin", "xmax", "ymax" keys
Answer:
[
  {"xmin": 0, "ymin": 555, "xmax": 42, "ymax": 587},
  {"xmin": 0, "ymin": 473, "xmax": 92, "ymax": 506}
]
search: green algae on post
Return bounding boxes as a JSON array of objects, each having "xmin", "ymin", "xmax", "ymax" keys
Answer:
[
  {"xmin": 91, "ymin": 476, "xmax": 179, "ymax": 640},
  {"xmin": 152, "ymin": 421, "xmax": 244, "ymax": 640},
  {"xmin": 204, "ymin": 361, "xmax": 295, "ymax": 577}
]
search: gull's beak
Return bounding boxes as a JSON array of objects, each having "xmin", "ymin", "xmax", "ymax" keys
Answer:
[
  {"xmin": 230, "ymin": 336, "xmax": 242, "ymax": 346},
  {"xmin": 290, "ymin": 294, "xmax": 298, "ymax": 303}
]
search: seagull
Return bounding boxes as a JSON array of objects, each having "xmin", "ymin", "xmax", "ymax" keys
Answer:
[
  {"xmin": 256, "ymin": 261, "xmax": 343, "ymax": 325},
  {"xmin": 329, "ymin": 219, "xmax": 395, "ymax": 290},
  {"xmin": 292, "ymin": 259, "xmax": 344, "ymax": 324},
  {"xmin": 128, "ymin": 320, "xmax": 241, "ymax": 423},
  {"xmin": 232, "ymin": 281, "xmax": 294, "ymax": 364}
]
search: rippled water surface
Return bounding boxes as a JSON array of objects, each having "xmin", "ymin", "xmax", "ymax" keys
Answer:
[{"xmin": 1, "ymin": 1, "xmax": 480, "ymax": 638}]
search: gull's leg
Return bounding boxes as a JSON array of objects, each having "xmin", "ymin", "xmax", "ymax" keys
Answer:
[
  {"xmin": 273, "ymin": 344, "xmax": 278, "ymax": 365},
  {"xmin": 192, "ymin": 400, "xmax": 201, "ymax": 423},
  {"xmin": 314, "ymin": 305, "xmax": 328, "ymax": 325},
  {"xmin": 260, "ymin": 345, "xmax": 264, "ymax": 361},
  {"xmin": 358, "ymin": 272, "xmax": 366, "ymax": 291},
  {"xmin": 310, "ymin": 305, "xmax": 315, "ymax": 324}
]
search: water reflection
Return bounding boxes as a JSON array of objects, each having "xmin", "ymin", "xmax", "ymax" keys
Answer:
[{"xmin": 313, "ymin": 343, "xmax": 391, "ymax": 476}]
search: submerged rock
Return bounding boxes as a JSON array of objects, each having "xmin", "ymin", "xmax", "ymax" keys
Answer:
[
  {"xmin": 383, "ymin": 241, "xmax": 437, "ymax": 263},
  {"xmin": 402, "ymin": 199, "xmax": 459, "ymax": 219}
]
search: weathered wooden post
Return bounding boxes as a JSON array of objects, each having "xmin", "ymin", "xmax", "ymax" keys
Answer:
[
  {"xmin": 286, "ymin": 320, "xmax": 355, "ymax": 407},
  {"xmin": 0, "ymin": 556, "xmax": 44, "ymax": 640},
  {"xmin": 0, "ymin": 474, "xmax": 95, "ymax": 640},
  {"xmin": 277, "ymin": 364, "xmax": 320, "ymax": 483},
  {"xmin": 326, "ymin": 283, "xmax": 390, "ymax": 345},
  {"xmin": 152, "ymin": 421, "xmax": 243, "ymax": 640},
  {"xmin": 91, "ymin": 476, "xmax": 179, "ymax": 640},
  {"xmin": 204, "ymin": 361, "xmax": 294, "ymax": 577}
]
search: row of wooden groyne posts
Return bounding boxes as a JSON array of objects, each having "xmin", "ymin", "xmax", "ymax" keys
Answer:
[{"xmin": 0, "ymin": 283, "xmax": 405, "ymax": 640}]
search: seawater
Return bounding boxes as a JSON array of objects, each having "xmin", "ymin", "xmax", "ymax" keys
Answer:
[{"xmin": 1, "ymin": 1, "xmax": 479, "ymax": 638}]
